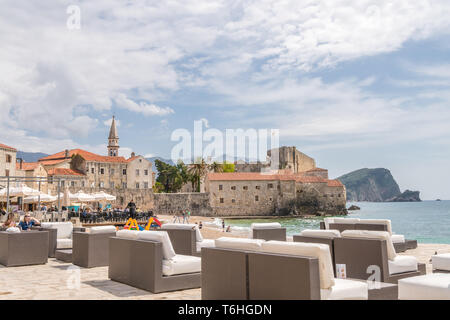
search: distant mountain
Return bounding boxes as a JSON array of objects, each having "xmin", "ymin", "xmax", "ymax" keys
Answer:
[
  {"xmin": 16, "ymin": 151, "xmax": 49, "ymax": 163},
  {"xmin": 337, "ymin": 168, "xmax": 402, "ymax": 202},
  {"xmin": 146, "ymin": 157, "xmax": 175, "ymax": 175}
]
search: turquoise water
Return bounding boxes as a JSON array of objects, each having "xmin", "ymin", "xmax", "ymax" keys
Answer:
[{"xmin": 225, "ymin": 200, "xmax": 450, "ymax": 244}]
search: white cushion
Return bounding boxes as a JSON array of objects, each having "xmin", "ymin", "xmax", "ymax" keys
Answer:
[
  {"xmin": 215, "ymin": 237, "xmax": 264, "ymax": 251},
  {"xmin": 321, "ymin": 278, "xmax": 368, "ymax": 300},
  {"xmin": 391, "ymin": 234, "xmax": 406, "ymax": 244},
  {"xmin": 359, "ymin": 219, "xmax": 392, "ymax": 235},
  {"xmin": 161, "ymin": 223, "xmax": 203, "ymax": 242},
  {"xmin": 41, "ymin": 222, "xmax": 73, "ymax": 239},
  {"xmin": 57, "ymin": 238, "xmax": 73, "ymax": 249},
  {"xmin": 196, "ymin": 239, "xmax": 215, "ymax": 253},
  {"xmin": 332, "ymin": 218, "xmax": 360, "ymax": 224},
  {"xmin": 6, "ymin": 227, "xmax": 20, "ymax": 233},
  {"xmin": 162, "ymin": 254, "xmax": 201, "ymax": 276},
  {"xmin": 116, "ymin": 229, "xmax": 139, "ymax": 240},
  {"xmin": 261, "ymin": 241, "xmax": 335, "ymax": 290},
  {"xmin": 300, "ymin": 229, "xmax": 341, "ymax": 238},
  {"xmin": 388, "ymin": 255, "xmax": 418, "ymax": 275},
  {"xmin": 89, "ymin": 226, "xmax": 117, "ymax": 234},
  {"xmin": 323, "ymin": 218, "xmax": 334, "ymax": 229},
  {"xmin": 251, "ymin": 222, "xmax": 282, "ymax": 230},
  {"xmin": 398, "ymin": 274, "xmax": 450, "ymax": 300},
  {"xmin": 341, "ymin": 230, "xmax": 397, "ymax": 261},
  {"xmin": 137, "ymin": 231, "xmax": 176, "ymax": 260},
  {"xmin": 432, "ymin": 253, "xmax": 450, "ymax": 271}
]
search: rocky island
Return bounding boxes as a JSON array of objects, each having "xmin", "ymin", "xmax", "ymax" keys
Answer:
[{"xmin": 337, "ymin": 168, "xmax": 421, "ymax": 202}]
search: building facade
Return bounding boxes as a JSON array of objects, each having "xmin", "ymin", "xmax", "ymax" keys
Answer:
[
  {"xmin": 204, "ymin": 171, "xmax": 346, "ymax": 216},
  {"xmin": 0, "ymin": 143, "xmax": 17, "ymax": 181}
]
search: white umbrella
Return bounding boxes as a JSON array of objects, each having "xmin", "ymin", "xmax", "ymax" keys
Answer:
[
  {"xmin": 0, "ymin": 184, "xmax": 41, "ymax": 198},
  {"xmin": 24, "ymin": 193, "xmax": 57, "ymax": 204},
  {"xmin": 73, "ymin": 190, "xmax": 96, "ymax": 202},
  {"xmin": 93, "ymin": 191, "xmax": 116, "ymax": 201}
]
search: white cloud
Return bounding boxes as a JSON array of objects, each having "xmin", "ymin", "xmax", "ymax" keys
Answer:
[
  {"xmin": 115, "ymin": 94, "xmax": 174, "ymax": 116},
  {"xmin": 2, "ymin": 0, "xmax": 450, "ymax": 154}
]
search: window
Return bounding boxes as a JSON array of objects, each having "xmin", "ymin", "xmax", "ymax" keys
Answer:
[
  {"xmin": 71, "ymin": 181, "xmax": 75, "ymax": 187},
  {"xmin": 5, "ymin": 170, "xmax": 9, "ymax": 177},
  {"xmin": 6, "ymin": 155, "xmax": 11, "ymax": 163},
  {"xmin": 144, "ymin": 170, "xmax": 149, "ymax": 176},
  {"xmin": 268, "ymin": 183, "xmax": 273, "ymax": 189},
  {"xmin": 81, "ymin": 181, "xmax": 85, "ymax": 187},
  {"xmin": 338, "ymin": 194, "xmax": 341, "ymax": 198},
  {"xmin": 256, "ymin": 186, "xmax": 261, "ymax": 190},
  {"xmin": 255, "ymin": 195, "xmax": 259, "ymax": 201},
  {"xmin": 61, "ymin": 180, "xmax": 65, "ymax": 187},
  {"xmin": 100, "ymin": 168, "xmax": 105, "ymax": 175},
  {"xmin": 269, "ymin": 197, "xmax": 273, "ymax": 201},
  {"xmin": 100, "ymin": 181, "xmax": 104, "ymax": 188},
  {"xmin": 231, "ymin": 186, "xmax": 236, "ymax": 190},
  {"xmin": 144, "ymin": 182, "xmax": 149, "ymax": 189},
  {"xmin": 110, "ymin": 169, "xmax": 115, "ymax": 175},
  {"xmin": 277, "ymin": 185, "xmax": 280, "ymax": 190},
  {"xmin": 110, "ymin": 182, "xmax": 115, "ymax": 188},
  {"xmin": 91, "ymin": 168, "xmax": 95, "ymax": 174},
  {"xmin": 243, "ymin": 186, "xmax": 248, "ymax": 190},
  {"xmin": 231, "ymin": 199, "xmax": 236, "ymax": 203},
  {"xmin": 136, "ymin": 183, "xmax": 140, "ymax": 189},
  {"xmin": 219, "ymin": 185, "xmax": 223, "ymax": 191},
  {"xmin": 220, "ymin": 198, "xmax": 224, "ymax": 203},
  {"xmin": 122, "ymin": 182, "xmax": 127, "ymax": 189},
  {"xmin": 136, "ymin": 169, "xmax": 140, "ymax": 176},
  {"xmin": 123, "ymin": 169, "xmax": 127, "ymax": 175}
]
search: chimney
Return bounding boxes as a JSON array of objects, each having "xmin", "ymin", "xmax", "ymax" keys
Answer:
[
  {"xmin": 65, "ymin": 149, "xmax": 69, "ymax": 158},
  {"xmin": 17, "ymin": 158, "xmax": 23, "ymax": 170},
  {"xmin": 131, "ymin": 152, "xmax": 136, "ymax": 158}
]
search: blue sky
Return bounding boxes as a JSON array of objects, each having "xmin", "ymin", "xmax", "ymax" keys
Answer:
[{"xmin": 1, "ymin": 1, "xmax": 450, "ymax": 200}]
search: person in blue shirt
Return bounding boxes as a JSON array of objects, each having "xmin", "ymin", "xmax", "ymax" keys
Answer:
[{"xmin": 18, "ymin": 214, "xmax": 41, "ymax": 231}]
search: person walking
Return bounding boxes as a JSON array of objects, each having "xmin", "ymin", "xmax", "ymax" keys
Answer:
[
  {"xmin": 222, "ymin": 219, "xmax": 225, "ymax": 232},
  {"xmin": 126, "ymin": 199, "xmax": 137, "ymax": 220},
  {"xmin": 186, "ymin": 210, "xmax": 191, "ymax": 223},
  {"xmin": 182, "ymin": 210, "xmax": 186, "ymax": 224}
]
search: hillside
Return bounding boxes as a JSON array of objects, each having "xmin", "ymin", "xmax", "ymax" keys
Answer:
[
  {"xmin": 16, "ymin": 151, "xmax": 49, "ymax": 163},
  {"xmin": 337, "ymin": 168, "xmax": 402, "ymax": 202}
]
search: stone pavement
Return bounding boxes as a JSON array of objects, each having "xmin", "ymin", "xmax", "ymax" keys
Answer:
[{"xmin": 0, "ymin": 259, "xmax": 200, "ymax": 300}]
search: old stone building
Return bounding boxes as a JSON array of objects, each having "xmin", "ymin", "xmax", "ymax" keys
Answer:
[
  {"xmin": 234, "ymin": 146, "xmax": 316, "ymax": 174},
  {"xmin": 204, "ymin": 172, "xmax": 346, "ymax": 216},
  {"xmin": 38, "ymin": 117, "xmax": 153, "ymax": 192},
  {"xmin": 0, "ymin": 143, "xmax": 17, "ymax": 181},
  {"xmin": 16, "ymin": 161, "xmax": 49, "ymax": 193}
]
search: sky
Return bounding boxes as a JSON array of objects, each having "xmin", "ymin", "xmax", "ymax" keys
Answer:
[{"xmin": 1, "ymin": 1, "xmax": 450, "ymax": 200}]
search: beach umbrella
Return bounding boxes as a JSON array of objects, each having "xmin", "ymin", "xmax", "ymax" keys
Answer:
[
  {"xmin": 73, "ymin": 190, "xmax": 96, "ymax": 202},
  {"xmin": 93, "ymin": 191, "xmax": 116, "ymax": 202},
  {"xmin": 0, "ymin": 184, "xmax": 41, "ymax": 198},
  {"xmin": 24, "ymin": 193, "xmax": 57, "ymax": 204},
  {"xmin": 63, "ymin": 186, "xmax": 72, "ymax": 207}
]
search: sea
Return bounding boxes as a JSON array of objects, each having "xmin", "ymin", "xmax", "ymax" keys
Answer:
[{"xmin": 224, "ymin": 200, "xmax": 450, "ymax": 244}]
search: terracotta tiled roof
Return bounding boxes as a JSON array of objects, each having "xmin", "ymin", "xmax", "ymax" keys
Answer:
[
  {"xmin": 0, "ymin": 143, "xmax": 17, "ymax": 152},
  {"xmin": 39, "ymin": 159, "xmax": 68, "ymax": 166},
  {"xmin": 47, "ymin": 168, "xmax": 85, "ymax": 176},
  {"xmin": 39, "ymin": 149, "xmax": 128, "ymax": 164},
  {"xmin": 127, "ymin": 156, "xmax": 140, "ymax": 162},
  {"xmin": 305, "ymin": 167, "xmax": 328, "ymax": 172},
  {"xmin": 327, "ymin": 179, "xmax": 344, "ymax": 187},
  {"xmin": 16, "ymin": 162, "xmax": 39, "ymax": 171}
]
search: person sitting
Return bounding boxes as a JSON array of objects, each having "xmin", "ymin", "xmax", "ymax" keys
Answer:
[
  {"xmin": 3, "ymin": 213, "xmax": 16, "ymax": 229},
  {"xmin": 19, "ymin": 214, "xmax": 40, "ymax": 231}
]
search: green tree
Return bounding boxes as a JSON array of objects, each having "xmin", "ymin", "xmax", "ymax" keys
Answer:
[
  {"xmin": 222, "ymin": 161, "xmax": 235, "ymax": 173},
  {"xmin": 209, "ymin": 161, "xmax": 224, "ymax": 173},
  {"xmin": 155, "ymin": 159, "xmax": 185, "ymax": 193},
  {"xmin": 188, "ymin": 158, "xmax": 209, "ymax": 192}
]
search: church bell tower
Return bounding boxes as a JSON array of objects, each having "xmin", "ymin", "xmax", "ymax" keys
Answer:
[{"xmin": 108, "ymin": 116, "xmax": 119, "ymax": 157}]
